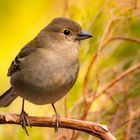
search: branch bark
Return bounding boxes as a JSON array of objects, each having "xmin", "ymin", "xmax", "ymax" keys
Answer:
[{"xmin": 0, "ymin": 113, "xmax": 116, "ymax": 140}]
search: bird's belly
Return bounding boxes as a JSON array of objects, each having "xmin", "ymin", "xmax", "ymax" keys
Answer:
[{"xmin": 11, "ymin": 59, "xmax": 79, "ymax": 105}]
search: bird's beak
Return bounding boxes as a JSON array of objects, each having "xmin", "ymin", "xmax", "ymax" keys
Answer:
[{"xmin": 76, "ymin": 31, "xmax": 93, "ymax": 40}]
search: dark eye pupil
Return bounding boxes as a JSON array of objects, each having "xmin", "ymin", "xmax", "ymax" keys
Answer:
[{"xmin": 64, "ymin": 30, "xmax": 70, "ymax": 35}]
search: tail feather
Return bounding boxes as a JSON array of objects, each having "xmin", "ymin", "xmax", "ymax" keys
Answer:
[{"xmin": 0, "ymin": 87, "xmax": 17, "ymax": 107}]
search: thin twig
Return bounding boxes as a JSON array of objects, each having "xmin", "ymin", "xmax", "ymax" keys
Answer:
[
  {"xmin": 63, "ymin": 0, "xmax": 68, "ymax": 17},
  {"xmin": 110, "ymin": 36, "xmax": 140, "ymax": 44},
  {"xmin": 88, "ymin": 1, "xmax": 109, "ymax": 31},
  {"xmin": 95, "ymin": 63, "xmax": 140, "ymax": 99},
  {"xmin": 83, "ymin": 52, "xmax": 98, "ymax": 101},
  {"xmin": 125, "ymin": 103, "xmax": 133, "ymax": 140}
]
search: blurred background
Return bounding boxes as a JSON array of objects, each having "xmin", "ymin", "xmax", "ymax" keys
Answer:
[{"xmin": 0, "ymin": 0, "xmax": 140, "ymax": 139}]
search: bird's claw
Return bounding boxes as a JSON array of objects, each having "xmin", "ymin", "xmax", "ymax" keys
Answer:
[
  {"xmin": 51, "ymin": 113, "xmax": 60, "ymax": 132},
  {"xmin": 20, "ymin": 110, "xmax": 30, "ymax": 136},
  {"xmin": 55, "ymin": 113, "xmax": 60, "ymax": 132}
]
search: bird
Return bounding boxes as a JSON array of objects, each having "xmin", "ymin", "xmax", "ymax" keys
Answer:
[{"xmin": 0, "ymin": 17, "xmax": 92, "ymax": 134}]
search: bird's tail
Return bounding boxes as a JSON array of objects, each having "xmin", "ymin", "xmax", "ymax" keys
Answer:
[{"xmin": 0, "ymin": 87, "xmax": 17, "ymax": 107}]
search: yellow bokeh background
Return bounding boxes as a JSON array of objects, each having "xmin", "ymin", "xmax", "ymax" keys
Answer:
[
  {"xmin": 0, "ymin": 0, "xmax": 98, "ymax": 139},
  {"xmin": 0, "ymin": 1, "xmax": 68, "ymax": 139},
  {"xmin": 1, "ymin": 0, "xmax": 139, "ymax": 139},
  {"xmin": 0, "ymin": 0, "xmax": 64, "ymax": 92}
]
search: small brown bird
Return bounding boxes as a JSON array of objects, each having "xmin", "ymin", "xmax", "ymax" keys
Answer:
[{"xmin": 0, "ymin": 17, "xmax": 92, "ymax": 133}]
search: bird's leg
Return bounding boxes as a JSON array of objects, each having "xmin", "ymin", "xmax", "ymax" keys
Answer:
[
  {"xmin": 51, "ymin": 103, "xmax": 60, "ymax": 132},
  {"xmin": 20, "ymin": 99, "xmax": 29, "ymax": 135}
]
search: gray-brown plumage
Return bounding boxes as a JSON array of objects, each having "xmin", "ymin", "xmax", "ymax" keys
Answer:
[
  {"xmin": 1, "ymin": 17, "xmax": 92, "ymax": 106},
  {"xmin": 0, "ymin": 17, "xmax": 92, "ymax": 132}
]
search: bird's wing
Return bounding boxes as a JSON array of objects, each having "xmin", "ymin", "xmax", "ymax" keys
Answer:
[{"xmin": 7, "ymin": 45, "xmax": 36, "ymax": 76}]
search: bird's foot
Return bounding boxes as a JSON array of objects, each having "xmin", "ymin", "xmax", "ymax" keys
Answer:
[
  {"xmin": 55, "ymin": 113, "xmax": 60, "ymax": 132},
  {"xmin": 51, "ymin": 113, "xmax": 60, "ymax": 132},
  {"xmin": 20, "ymin": 110, "xmax": 30, "ymax": 136}
]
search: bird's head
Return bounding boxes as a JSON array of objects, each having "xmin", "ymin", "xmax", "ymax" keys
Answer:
[{"xmin": 39, "ymin": 17, "xmax": 92, "ymax": 47}]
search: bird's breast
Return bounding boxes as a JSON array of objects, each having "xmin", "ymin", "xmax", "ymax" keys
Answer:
[{"xmin": 11, "ymin": 48, "xmax": 80, "ymax": 104}]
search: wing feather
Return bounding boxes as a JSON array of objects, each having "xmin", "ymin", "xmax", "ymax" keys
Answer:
[{"xmin": 7, "ymin": 45, "xmax": 36, "ymax": 76}]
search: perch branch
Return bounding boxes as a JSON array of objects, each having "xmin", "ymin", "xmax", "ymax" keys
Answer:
[{"xmin": 0, "ymin": 113, "xmax": 116, "ymax": 140}]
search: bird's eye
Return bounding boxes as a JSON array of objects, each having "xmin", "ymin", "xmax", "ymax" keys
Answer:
[{"xmin": 63, "ymin": 29, "xmax": 70, "ymax": 35}]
